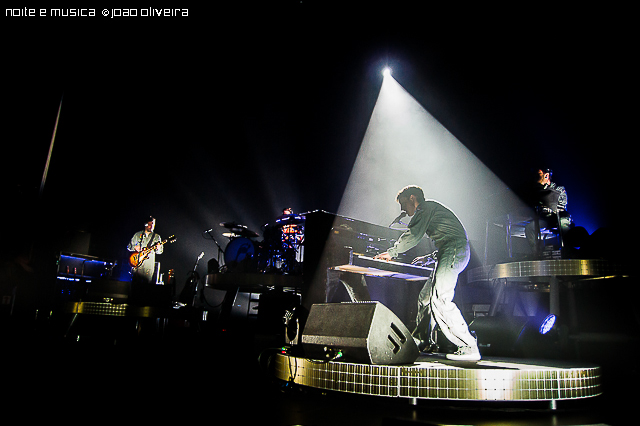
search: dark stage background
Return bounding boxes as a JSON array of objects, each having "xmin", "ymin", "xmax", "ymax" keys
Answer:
[{"xmin": 4, "ymin": 4, "xmax": 633, "ymax": 291}]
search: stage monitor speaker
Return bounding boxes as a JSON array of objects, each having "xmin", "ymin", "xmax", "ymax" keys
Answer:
[
  {"xmin": 83, "ymin": 279, "xmax": 131, "ymax": 303},
  {"xmin": 301, "ymin": 302, "xmax": 418, "ymax": 365},
  {"xmin": 469, "ymin": 315, "xmax": 529, "ymax": 356}
]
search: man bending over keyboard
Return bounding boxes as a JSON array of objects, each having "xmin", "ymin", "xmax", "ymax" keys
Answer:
[{"xmin": 375, "ymin": 185, "xmax": 480, "ymax": 361}]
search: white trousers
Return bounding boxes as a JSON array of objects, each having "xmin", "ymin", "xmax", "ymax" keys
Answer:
[{"xmin": 413, "ymin": 241, "xmax": 476, "ymax": 348}]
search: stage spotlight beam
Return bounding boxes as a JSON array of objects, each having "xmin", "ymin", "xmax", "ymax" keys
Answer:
[
  {"xmin": 337, "ymin": 71, "xmax": 525, "ymax": 244},
  {"xmin": 382, "ymin": 67, "xmax": 392, "ymax": 77}
]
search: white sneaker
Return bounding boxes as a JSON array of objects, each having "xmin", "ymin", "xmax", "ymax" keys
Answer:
[{"xmin": 446, "ymin": 345, "xmax": 481, "ymax": 361}]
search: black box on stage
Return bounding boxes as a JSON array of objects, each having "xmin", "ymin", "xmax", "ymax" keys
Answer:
[
  {"xmin": 301, "ymin": 302, "xmax": 418, "ymax": 365},
  {"xmin": 84, "ymin": 279, "xmax": 131, "ymax": 303}
]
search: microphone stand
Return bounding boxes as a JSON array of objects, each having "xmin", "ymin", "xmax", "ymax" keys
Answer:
[
  {"xmin": 190, "ymin": 252, "xmax": 205, "ymax": 307},
  {"xmin": 205, "ymin": 229, "xmax": 225, "ymax": 266},
  {"xmin": 389, "ymin": 211, "xmax": 408, "ymax": 228},
  {"xmin": 174, "ymin": 252, "xmax": 204, "ymax": 309}
]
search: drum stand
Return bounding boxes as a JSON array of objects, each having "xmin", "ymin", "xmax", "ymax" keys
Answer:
[{"xmin": 279, "ymin": 228, "xmax": 303, "ymax": 275}]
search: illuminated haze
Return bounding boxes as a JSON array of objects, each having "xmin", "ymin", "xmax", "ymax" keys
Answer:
[{"xmin": 337, "ymin": 73, "xmax": 522, "ymax": 245}]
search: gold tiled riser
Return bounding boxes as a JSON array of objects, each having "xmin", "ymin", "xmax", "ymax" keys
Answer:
[{"xmin": 274, "ymin": 354, "xmax": 601, "ymax": 401}]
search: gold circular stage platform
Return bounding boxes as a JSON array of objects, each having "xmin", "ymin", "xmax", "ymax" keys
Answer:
[{"xmin": 273, "ymin": 353, "xmax": 601, "ymax": 403}]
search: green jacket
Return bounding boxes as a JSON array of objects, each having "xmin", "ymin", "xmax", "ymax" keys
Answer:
[{"xmin": 387, "ymin": 200, "xmax": 467, "ymax": 258}]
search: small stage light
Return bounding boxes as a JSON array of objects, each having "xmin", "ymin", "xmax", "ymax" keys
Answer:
[
  {"xmin": 539, "ymin": 314, "xmax": 556, "ymax": 335},
  {"xmin": 470, "ymin": 314, "xmax": 558, "ymax": 357},
  {"xmin": 382, "ymin": 67, "xmax": 392, "ymax": 77}
]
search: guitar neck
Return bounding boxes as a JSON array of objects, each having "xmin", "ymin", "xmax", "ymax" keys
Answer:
[{"xmin": 143, "ymin": 236, "xmax": 175, "ymax": 253}]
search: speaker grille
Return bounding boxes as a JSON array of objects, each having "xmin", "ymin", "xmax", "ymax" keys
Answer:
[{"xmin": 301, "ymin": 302, "xmax": 418, "ymax": 365}]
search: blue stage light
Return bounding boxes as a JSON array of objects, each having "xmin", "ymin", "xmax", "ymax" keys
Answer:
[{"xmin": 539, "ymin": 314, "xmax": 556, "ymax": 335}]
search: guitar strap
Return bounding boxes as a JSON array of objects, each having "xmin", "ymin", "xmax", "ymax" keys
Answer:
[{"xmin": 145, "ymin": 232, "xmax": 156, "ymax": 249}]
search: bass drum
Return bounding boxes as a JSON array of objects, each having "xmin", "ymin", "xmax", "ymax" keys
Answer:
[{"xmin": 224, "ymin": 237, "xmax": 260, "ymax": 272}]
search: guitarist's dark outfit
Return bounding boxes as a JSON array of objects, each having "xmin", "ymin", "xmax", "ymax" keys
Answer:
[{"xmin": 127, "ymin": 230, "xmax": 163, "ymax": 284}]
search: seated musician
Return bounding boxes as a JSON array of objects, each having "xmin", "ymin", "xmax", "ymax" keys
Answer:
[
  {"xmin": 522, "ymin": 168, "xmax": 572, "ymax": 257},
  {"xmin": 276, "ymin": 207, "xmax": 304, "ymax": 274},
  {"xmin": 278, "ymin": 207, "xmax": 299, "ymax": 248},
  {"xmin": 375, "ymin": 185, "xmax": 480, "ymax": 361}
]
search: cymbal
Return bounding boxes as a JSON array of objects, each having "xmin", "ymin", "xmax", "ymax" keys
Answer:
[
  {"xmin": 220, "ymin": 222, "xmax": 259, "ymax": 238},
  {"xmin": 275, "ymin": 214, "xmax": 305, "ymax": 226},
  {"xmin": 220, "ymin": 221, "xmax": 246, "ymax": 229}
]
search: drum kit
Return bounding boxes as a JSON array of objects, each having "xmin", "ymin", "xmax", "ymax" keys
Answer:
[{"xmin": 219, "ymin": 214, "xmax": 304, "ymax": 274}]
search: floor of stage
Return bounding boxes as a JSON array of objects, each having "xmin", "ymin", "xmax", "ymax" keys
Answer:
[{"xmin": 3, "ymin": 322, "xmax": 637, "ymax": 426}]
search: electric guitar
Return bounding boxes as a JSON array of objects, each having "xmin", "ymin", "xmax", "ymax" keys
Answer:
[{"xmin": 129, "ymin": 235, "xmax": 176, "ymax": 268}]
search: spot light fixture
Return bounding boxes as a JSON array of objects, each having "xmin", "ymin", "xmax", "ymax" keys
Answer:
[{"xmin": 539, "ymin": 314, "xmax": 556, "ymax": 335}]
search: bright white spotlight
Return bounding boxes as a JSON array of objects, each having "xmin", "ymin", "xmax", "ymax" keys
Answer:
[
  {"xmin": 337, "ymin": 72, "xmax": 520, "ymax": 243},
  {"xmin": 382, "ymin": 67, "xmax": 392, "ymax": 77}
]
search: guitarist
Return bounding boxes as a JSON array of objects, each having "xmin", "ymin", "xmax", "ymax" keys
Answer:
[{"xmin": 127, "ymin": 216, "xmax": 163, "ymax": 285}]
